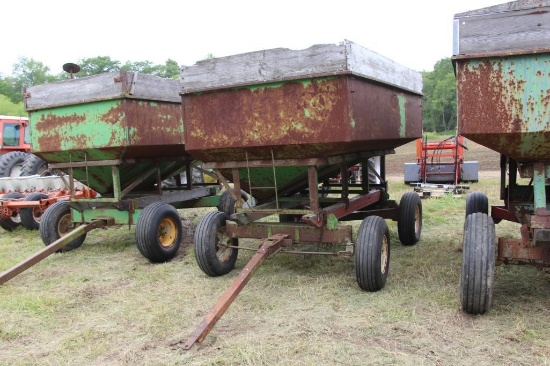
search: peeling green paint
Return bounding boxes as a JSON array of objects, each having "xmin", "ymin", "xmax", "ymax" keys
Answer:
[
  {"xmin": 326, "ymin": 214, "xmax": 339, "ymax": 230},
  {"xmin": 398, "ymin": 94, "xmax": 407, "ymax": 137},
  {"xmin": 350, "ymin": 118, "xmax": 356, "ymax": 128},
  {"xmin": 32, "ymin": 100, "xmax": 127, "ymax": 151},
  {"xmin": 304, "ymin": 108, "xmax": 311, "ymax": 118}
]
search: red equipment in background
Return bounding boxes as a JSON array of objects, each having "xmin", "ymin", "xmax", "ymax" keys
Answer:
[
  {"xmin": 417, "ymin": 135, "xmax": 464, "ymax": 185},
  {"xmin": 404, "ymin": 135, "xmax": 478, "ymax": 197}
]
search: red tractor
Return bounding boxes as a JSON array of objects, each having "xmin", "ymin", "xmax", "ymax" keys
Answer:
[{"xmin": 0, "ymin": 115, "xmax": 47, "ymax": 177}]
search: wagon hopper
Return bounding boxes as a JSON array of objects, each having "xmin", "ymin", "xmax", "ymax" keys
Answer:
[
  {"xmin": 453, "ymin": 0, "xmax": 550, "ymax": 314},
  {"xmin": 0, "ymin": 71, "xmax": 224, "ymax": 284},
  {"xmin": 180, "ymin": 40, "xmax": 424, "ymax": 348}
]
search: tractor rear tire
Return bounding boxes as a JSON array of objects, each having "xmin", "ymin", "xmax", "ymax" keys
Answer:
[
  {"xmin": 0, "ymin": 151, "xmax": 28, "ymax": 177},
  {"xmin": 194, "ymin": 211, "xmax": 238, "ymax": 277},
  {"xmin": 20, "ymin": 192, "xmax": 49, "ymax": 230},
  {"xmin": 397, "ymin": 192, "xmax": 422, "ymax": 246},
  {"xmin": 39, "ymin": 201, "xmax": 86, "ymax": 252},
  {"xmin": 0, "ymin": 192, "xmax": 24, "ymax": 231},
  {"xmin": 21, "ymin": 154, "xmax": 49, "ymax": 176},
  {"xmin": 135, "ymin": 202, "xmax": 182, "ymax": 263}
]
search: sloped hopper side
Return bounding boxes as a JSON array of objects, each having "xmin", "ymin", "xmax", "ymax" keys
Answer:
[{"xmin": 25, "ymin": 71, "xmax": 189, "ymax": 195}]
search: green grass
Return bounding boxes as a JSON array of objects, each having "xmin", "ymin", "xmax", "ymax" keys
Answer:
[{"xmin": 0, "ymin": 178, "xmax": 549, "ymax": 365}]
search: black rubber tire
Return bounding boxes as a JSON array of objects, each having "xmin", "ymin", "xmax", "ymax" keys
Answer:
[
  {"xmin": 20, "ymin": 154, "xmax": 48, "ymax": 176},
  {"xmin": 39, "ymin": 201, "xmax": 86, "ymax": 252},
  {"xmin": 465, "ymin": 192, "xmax": 489, "ymax": 217},
  {"xmin": 461, "ymin": 212, "xmax": 495, "ymax": 315},
  {"xmin": 19, "ymin": 192, "xmax": 49, "ymax": 230},
  {"xmin": 0, "ymin": 191, "xmax": 24, "ymax": 231},
  {"xmin": 0, "ymin": 151, "xmax": 28, "ymax": 177},
  {"xmin": 397, "ymin": 192, "xmax": 422, "ymax": 246},
  {"xmin": 135, "ymin": 202, "xmax": 182, "ymax": 263},
  {"xmin": 217, "ymin": 190, "xmax": 249, "ymax": 216},
  {"xmin": 194, "ymin": 211, "xmax": 238, "ymax": 277},
  {"xmin": 355, "ymin": 216, "xmax": 390, "ymax": 292}
]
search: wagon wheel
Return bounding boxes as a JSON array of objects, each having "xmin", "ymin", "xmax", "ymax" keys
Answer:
[
  {"xmin": 217, "ymin": 190, "xmax": 249, "ymax": 216},
  {"xmin": 461, "ymin": 212, "xmax": 495, "ymax": 314},
  {"xmin": 0, "ymin": 191, "xmax": 25, "ymax": 231},
  {"xmin": 136, "ymin": 202, "xmax": 182, "ymax": 263},
  {"xmin": 20, "ymin": 192, "xmax": 49, "ymax": 230},
  {"xmin": 355, "ymin": 216, "xmax": 390, "ymax": 291},
  {"xmin": 465, "ymin": 192, "xmax": 489, "ymax": 217},
  {"xmin": 194, "ymin": 211, "xmax": 238, "ymax": 277},
  {"xmin": 397, "ymin": 192, "xmax": 422, "ymax": 246},
  {"xmin": 39, "ymin": 201, "xmax": 86, "ymax": 252}
]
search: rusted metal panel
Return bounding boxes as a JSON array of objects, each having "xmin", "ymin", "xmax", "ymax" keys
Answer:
[
  {"xmin": 183, "ymin": 76, "xmax": 422, "ymax": 162},
  {"xmin": 498, "ymin": 237, "xmax": 550, "ymax": 265},
  {"xmin": 25, "ymin": 73, "xmax": 190, "ymax": 195},
  {"xmin": 30, "ymin": 99, "xmax": 185, "ymax": 161},
  {"xmin": 226, "ymin": 221, "xmax": 352, "ymax": 244},
  {"xmin": 455, "ymin": 53, "xmax": 550, "ymax": 162}
]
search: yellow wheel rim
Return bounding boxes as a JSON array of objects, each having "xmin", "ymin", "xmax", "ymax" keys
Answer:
[{"xmin": 159, "ymin": 217, "xmax": 178, "ymax": 248}]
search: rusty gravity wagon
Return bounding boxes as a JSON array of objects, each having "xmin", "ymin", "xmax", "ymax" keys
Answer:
[
  {"xmin": 179, "ymin": 40, "xmax": 424, "ymax": 348},
  {"xmin": 454, "ymin": 0, "xmax": 550, "ymax": 314},
  {"xmin": 0, "ymin": 71, "xmax": 232, "ymax": 284}
]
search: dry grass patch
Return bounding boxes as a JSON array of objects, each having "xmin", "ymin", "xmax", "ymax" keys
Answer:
[{"xmin": 0, "ymin": 158, "xmax": 549, "ymax": 364}]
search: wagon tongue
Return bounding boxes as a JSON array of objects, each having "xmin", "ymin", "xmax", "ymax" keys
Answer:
[{"xmin": 182, "ymin": 234, "xmax": 289, "ymax": 350}]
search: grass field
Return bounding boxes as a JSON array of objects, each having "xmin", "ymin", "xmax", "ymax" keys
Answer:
[{"xmin": 0, "ymin": 138, "xmax": 549, "ymax": 365}]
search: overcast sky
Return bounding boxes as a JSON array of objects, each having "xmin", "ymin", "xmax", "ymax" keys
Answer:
[{"xmin": 2, "ymin": 0, "xmax": 505, "ymax": 76}]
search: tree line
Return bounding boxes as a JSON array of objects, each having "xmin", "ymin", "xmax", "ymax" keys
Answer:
[{"xmin": 0, "ymin": 55, "xmax": 456, "ymax": 133}]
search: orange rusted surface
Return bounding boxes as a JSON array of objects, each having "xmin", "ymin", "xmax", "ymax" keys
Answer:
[
  {"xmin": 183, "ymin": 76, "xmax": 422, "ymax": 162},
  {"xmin": 455, "ymin": 53, "xmax": 550, "ymax": 162}
]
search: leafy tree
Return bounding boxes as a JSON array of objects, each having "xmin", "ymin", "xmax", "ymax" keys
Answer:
[
  {"xmin": 121, "ymin": 60, "xmax": 157, "ymax": 74},
  {"xmin": 0, "ymin": 77, "xmax": 13, "ymax": 100},
  {"xmin": 0, "ymin": 94, "xmax": 25, "ymax": 116},
  {"xmin": 2, "ymin": 57, "xmax": 56, "ymax": 103},
  {"xmin": 421, "ymin": 58, "xmax": 457, "ymax": 133},
  {"xmin": 155, "ymin": 59, "xmax": 180, "ymax": 79},
  {"xmin": 76, "ymin": 56, "xmax": 121, "ymax": 77},
  {"xmin": 121, "ymin": 59, "xmax": 181, "ymax": 79}
]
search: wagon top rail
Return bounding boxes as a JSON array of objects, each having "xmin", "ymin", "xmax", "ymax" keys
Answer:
[
  {"xmin": 180, "ymin": 39, "xmax": 423, "ymax": 95},
  {"xmin": 453, "ymin": 0, "xmax": 550, "ymax": 58},
  {"xmin": 25, "ymin": 71, "xmax": 181, "ymax": 111}
]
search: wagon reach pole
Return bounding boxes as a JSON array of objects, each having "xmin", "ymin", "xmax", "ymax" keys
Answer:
[
  {"xmin": 183, "ymin": 234, "xmax": 289, "ymax": 350},
  {"xmin": 0, "ymin": 218, "xmax": 113, "ymax": 284}
]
